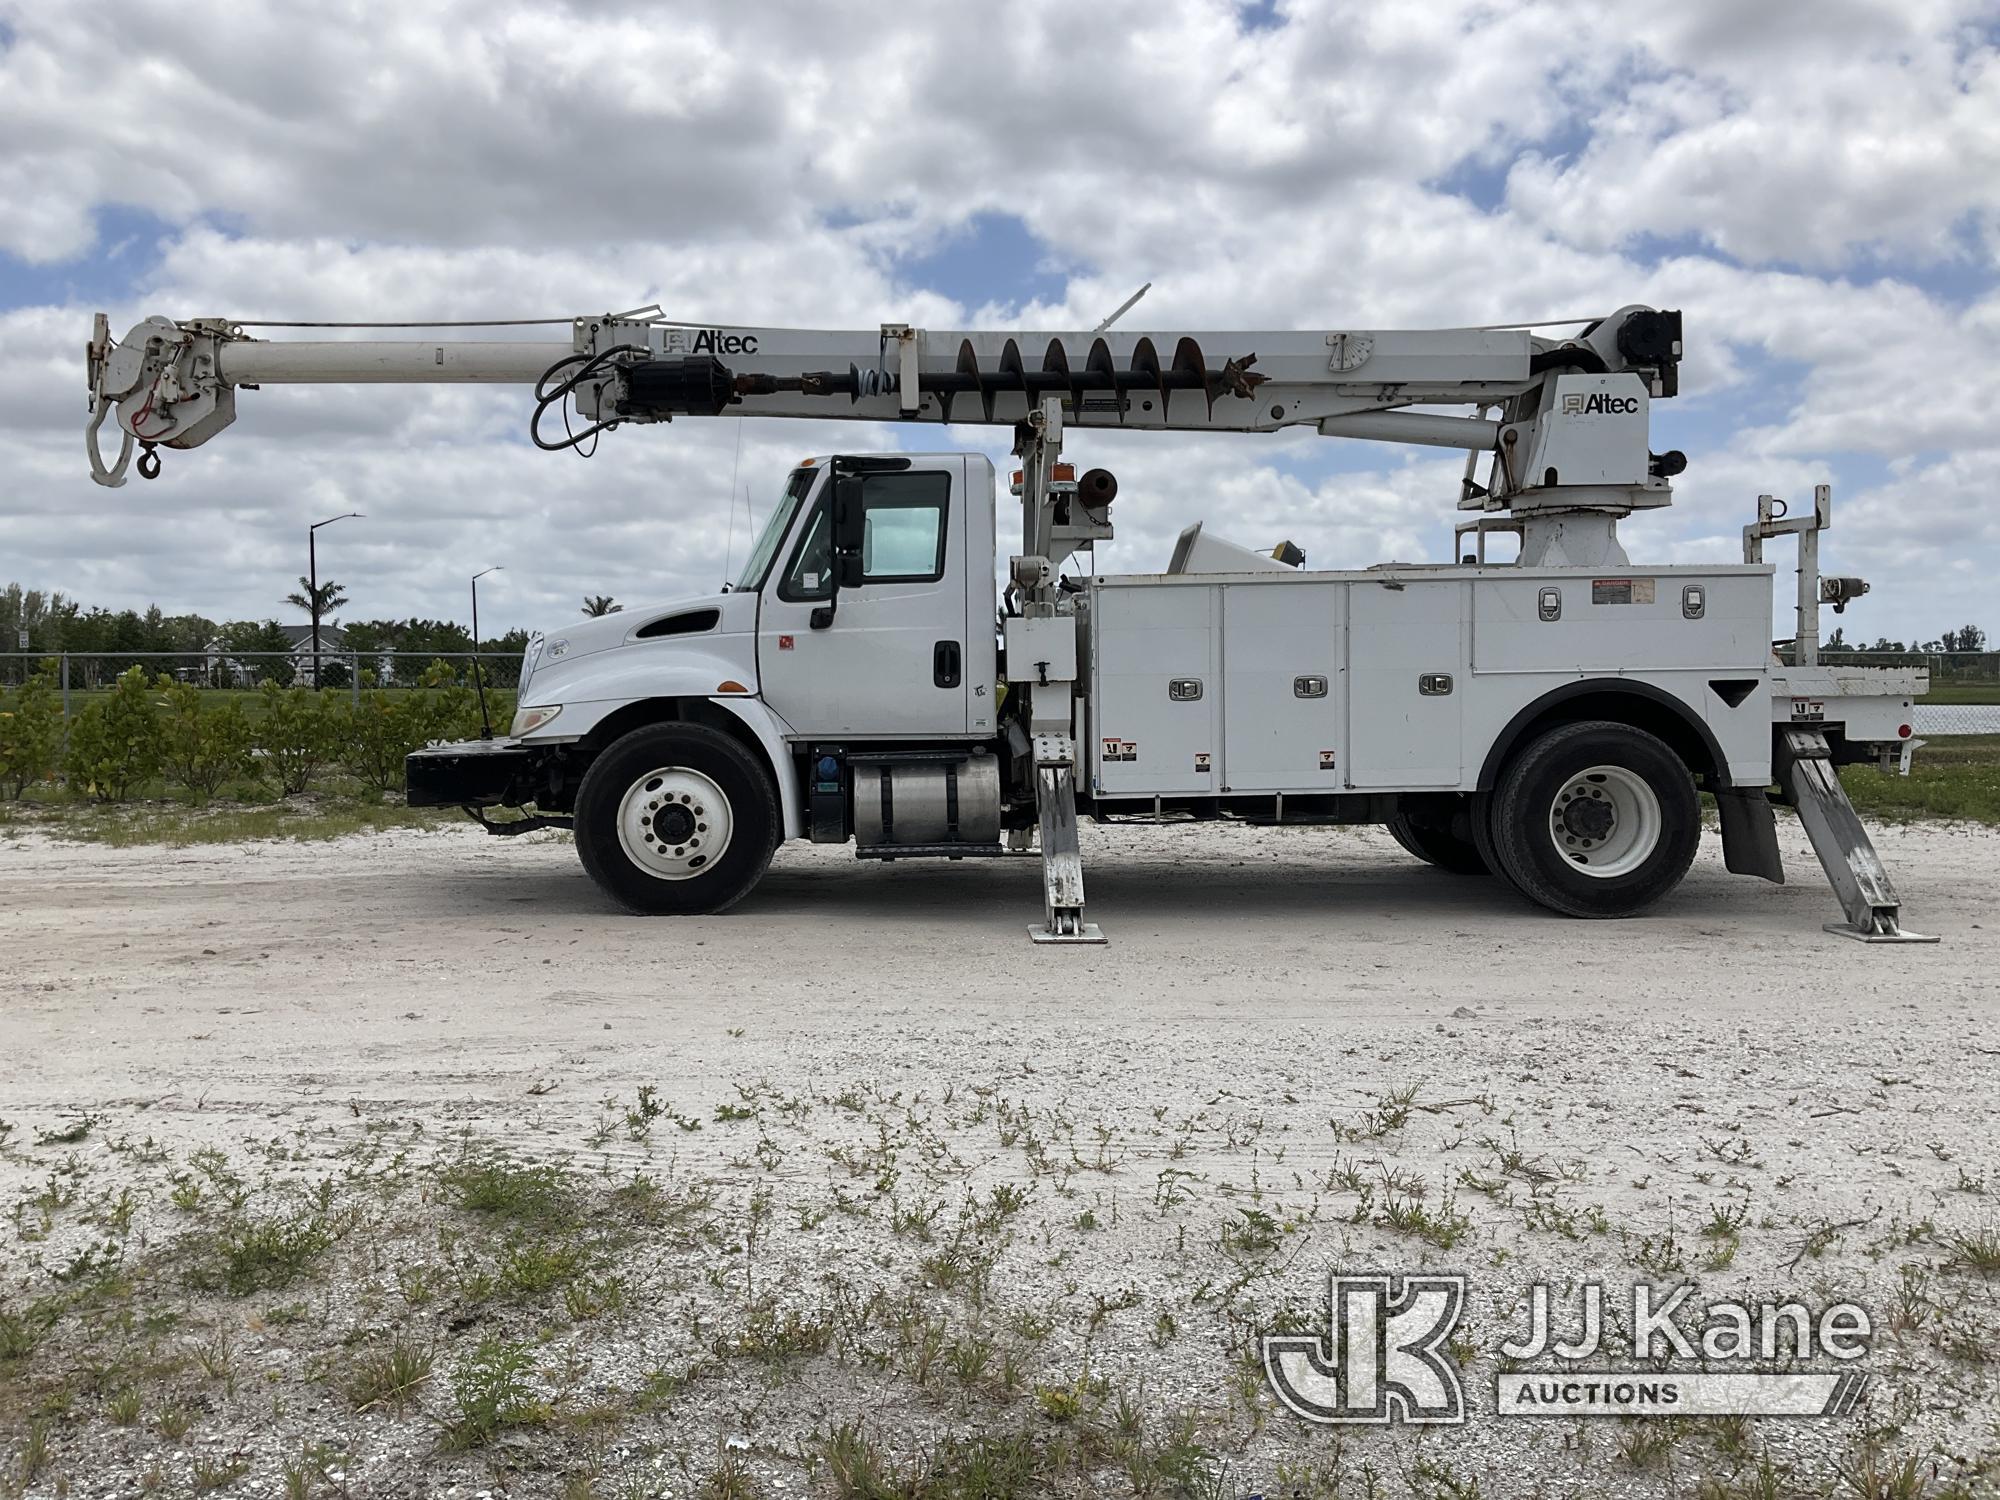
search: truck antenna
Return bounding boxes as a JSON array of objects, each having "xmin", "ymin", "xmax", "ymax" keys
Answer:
[{"xmin": 1092, "ymin": 282, "xmax": 1151, "ymax": 333}]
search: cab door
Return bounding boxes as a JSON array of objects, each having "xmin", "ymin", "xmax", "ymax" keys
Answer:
[{"xmin": 756, "ymin": 459, "xmax": 971, "ymax": 736}]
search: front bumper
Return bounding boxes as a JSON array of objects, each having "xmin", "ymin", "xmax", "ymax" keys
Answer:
[{"xmin": 406, "ymin": 736, "xmax": 536, "ymax": 807}]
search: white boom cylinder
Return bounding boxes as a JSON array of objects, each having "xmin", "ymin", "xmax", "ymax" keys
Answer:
[
  {"xmin": 1317, "ymin": 410, "xmax": 1501, "ymax": 451},
  {"xmin": 219, "ymin": 341, "xmax": 566, "ymax": 384}
]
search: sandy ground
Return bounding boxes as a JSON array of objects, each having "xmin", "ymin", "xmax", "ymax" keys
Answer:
[{"xmin": 1, "ymin": 817, "xmax": 1997, "ymax": 1497}]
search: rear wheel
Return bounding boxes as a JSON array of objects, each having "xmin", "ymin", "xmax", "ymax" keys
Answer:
[
  {"xmin": 1488, "ymin": 720, "xmax": 1699, "ymax": 918},
  {"xmin": 573, "ymin": 723, "xmax": 778, "ymax": 914},
  {"xmin": 1385, "ymin": 802, "xmax": 1491, "ymax": 875}
]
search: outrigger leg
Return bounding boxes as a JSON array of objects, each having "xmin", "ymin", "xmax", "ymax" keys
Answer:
[
  {"xmin": 1029, "ymin": 732, "xmax": 1103, "ymax": 944},
  {"xmin": 1776, "ymin": 728, "xmax": 1937, "ymax": 944}
]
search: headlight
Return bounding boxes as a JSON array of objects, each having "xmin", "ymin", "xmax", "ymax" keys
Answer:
[{"xmin": 511, "ymin": 704, "xmax": 563, "ymax": 737}]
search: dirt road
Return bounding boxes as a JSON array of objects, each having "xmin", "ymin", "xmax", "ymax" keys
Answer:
[{"xmin": 2, "ymin": 819, "xmax": 1996, "ymax": 1497}]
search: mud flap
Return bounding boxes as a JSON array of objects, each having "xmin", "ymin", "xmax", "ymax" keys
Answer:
[{"xmin": 1715, "ymin": 787, "xmax": 1783, "ymax": 883}]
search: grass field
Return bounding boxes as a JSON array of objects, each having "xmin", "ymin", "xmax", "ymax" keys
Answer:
[
  {"xmin": 1840, "ymin": 734, "xmax": 2000, "ymax": 824},
  {"xmin": 1920, "ymin": 679, "xmax": 2000, "ymax": 704},
  {"xmin": 0, "ymin": 787, "xmax": 466, "ymax": 846}
]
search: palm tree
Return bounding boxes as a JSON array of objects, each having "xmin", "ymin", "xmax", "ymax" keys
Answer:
[
  {"xmin": 581, "ymin": 595, "xmax": 622, "ymax": 617},
  {"xmin": 285, "ymin": 578, "xmax": 348, "ymax": 688},
  {"xmin": 286, "ymin": 578, "xmax": 348, "ymax": 621}
]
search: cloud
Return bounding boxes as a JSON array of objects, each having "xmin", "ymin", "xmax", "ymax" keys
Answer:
[{"xmin": 0, "ymin": 0, "xmax": 1995, "ymax": 641}]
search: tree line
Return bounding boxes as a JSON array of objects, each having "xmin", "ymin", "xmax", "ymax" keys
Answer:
[
  {"xmin": 1825, "ymin": 624, "xmax": 1987, "ymax": 655},
  {"xmin": 0, "ymin": 581, "xmax": 532, "ymax": 660},
  {"xmin": 0, "ymin": 582, "xmax": 637, "ymax": 659}
]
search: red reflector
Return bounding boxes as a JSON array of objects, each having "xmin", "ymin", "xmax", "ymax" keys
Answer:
[{"xmin": 1898, "ymin": 724, "xmax": 1912, "ymax": 738}]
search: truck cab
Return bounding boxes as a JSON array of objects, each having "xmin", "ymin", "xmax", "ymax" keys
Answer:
[{"xmin": 408, "ymin": 453, "xmax": 1009, "ymax": 912}]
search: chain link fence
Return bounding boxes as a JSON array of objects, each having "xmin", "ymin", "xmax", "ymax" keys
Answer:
[
  {"xmin": 0, "ymin": 651, "xmax": 521, "ymax": 711},
  {"xmin": 1774, "ymin": 647, "xmax": 2000, "ymax": 681}
]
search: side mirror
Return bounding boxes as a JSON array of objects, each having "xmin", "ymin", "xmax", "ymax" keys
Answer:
[
  {"xmin": 812, "ymin": 475, "xmax": 868, "ymax": 630},
  {"xmin": 833, "ymin": 476, "xmax": 866, "ymax": 554}
]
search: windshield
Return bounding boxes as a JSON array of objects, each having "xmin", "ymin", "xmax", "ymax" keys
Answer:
[{"xmin": 732, "ymin": 468, "xmax": 818, "ymax": 592}]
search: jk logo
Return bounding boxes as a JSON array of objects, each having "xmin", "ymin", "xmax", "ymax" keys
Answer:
[{"xmin": 1263, "ymin": 1274, "xmax": 1466, "ymax": 1424}]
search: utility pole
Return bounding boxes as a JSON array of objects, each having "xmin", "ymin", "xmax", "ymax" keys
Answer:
[
  {"xmin": 472, "ymin": 566, "xmax": 503, "ymax": 738},
  {"xmin": 307, "ymin": 512, "xmax": 362, "ymax": 688}
]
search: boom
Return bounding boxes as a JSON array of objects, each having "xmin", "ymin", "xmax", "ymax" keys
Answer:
[{"xmin": 85, "ymin": 305, "xmax": 1684, "ymax": 567}]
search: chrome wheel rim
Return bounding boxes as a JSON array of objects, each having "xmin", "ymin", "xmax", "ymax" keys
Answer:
[
  {"xmin": 615, "ymin": 766, "xmax": 732, "ymax": 881},
  {"xmin": 1547, "ymin": 764, "xmax": 1660, "ymax": 879}
]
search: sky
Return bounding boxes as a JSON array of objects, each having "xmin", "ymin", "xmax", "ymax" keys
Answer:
[{"xmin": 1, "ymin": 0, "xmax": 1997, "ymax": 641}]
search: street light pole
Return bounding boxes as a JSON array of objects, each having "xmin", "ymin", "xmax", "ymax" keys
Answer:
[
  {"xmin": 307, "ymin": 512, "xmax": 362, "ymax": 688},
  {"xmin": 472, "ymin": 566, "xmax": 503, "ymax": 738}
]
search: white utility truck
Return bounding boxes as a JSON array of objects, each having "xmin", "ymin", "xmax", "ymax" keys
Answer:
[{"xmin": 84, "ymin": 304, "xmax": 1930, "ymax": 944}]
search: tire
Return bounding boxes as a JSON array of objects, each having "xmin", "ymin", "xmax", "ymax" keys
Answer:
[
  {"xmin": 572, "ymin": 722, "xmax": 778, "ymax": 915},
  {"xmin": 1386, "ymin": 802, "xmax": 1491, "ymax": 875},
  {"xmin": 1488, "ymin": 720, "xmax": 1699, "ymax": 918}
]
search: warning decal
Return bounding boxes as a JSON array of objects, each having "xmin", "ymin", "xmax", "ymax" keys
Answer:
[
  {"xmin": 1319, "ymin": 750, "xmax": 1337, "ymax": 770},
  {"xmin": 1194, "ymin": 752, "xmax": 1211, "ymax": 772},
  {"xmin": 1101, "ymin": 738, "xmax": 1139, "ymax": 763},
  {"xmin": 1591, "ymin": 578, "xmax": 1656, "ymax": 605}
]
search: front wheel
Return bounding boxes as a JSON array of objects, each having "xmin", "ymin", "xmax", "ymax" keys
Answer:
[
  {"xmin": 573, "ymin": 722, "xmax": 778, "ymax": 914},
  {"xmin": 1488, "ymin": 720, "xmax": 1699, "ymax": 918}
]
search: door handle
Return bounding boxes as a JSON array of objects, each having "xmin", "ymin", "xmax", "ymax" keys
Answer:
[{"xmin": 933, "ymin": 640, "xmax": 961, "ymax": 689}]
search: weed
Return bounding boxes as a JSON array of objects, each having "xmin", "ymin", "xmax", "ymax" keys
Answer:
[
  {"xmin": 498, "ymin": 1238, "xmax": 589, "ymax": 1298},
  {"xmin": 442, "ymin": 1156, "xmax": 573, "ymax": 1225},
  {"xmin": 156, "ymin": 1402, "xmax": 195, "ymax": 1440},
  {"xmin": 1618, "ymin": 1421, "xmax": 1675, "ymax": 1470},
  {"xmin": 0, "ymin": 1304, "xmax": 54, "ymax": 1361},
  {"xmin": 822, "ymin": 1422, "xmax": 888, "ymax": 1494},
  {"xmin": 193, "ymin": 1455, "xmax": 251, "ymax": 1492},
  {"xmin": 1703, "ymin": 1200, "xmax": 1749, "ymax": 1238},
  {"xmin": 1225, "ymin": 1207, "xmax": 1283, "ymax": 1254},
  {"xmin": 107, "ymin": 1389, "xmax": 142, "ymax": 1426},
  {"xmin": 1381, "ymin": 1186, "xmax": 1474, "ymax": 1250},
  {"xmin": 16, "ymin": 1419, "xmax": 49, "ymax": 1485},
  {"xmin": 1035, "ymin": 1380, "xmax": 1090, "ymax": 1423},
  {"xmin": 35, "ymin": 1114, "xmax": 97, "ymax": 1146},
  {"xmin": 347, "ymin": 1338, "xmax": 436, "ymax": 1412},
  {"xmin": 214, "ymin": 1211, "xmax": 336, "ymax": 1294},
  {"xmin": 1832, "ymin": 1445, "xmax": 1931, "ymax": 1500},
  {"xmin": 444, "ymin": 1339, "xmax": 547, "ymax": 1449},
  {"xmin": 564, "ymin": 1275, "xmax": 626, "ymax": 1322},
  {"xmin": 1946, "ymin": 1227, "xmax": 2000, "ymax": 1276},
  {"xmin": 193, "ymin": 1326, "xmax": 235, "ymax": 1379}
]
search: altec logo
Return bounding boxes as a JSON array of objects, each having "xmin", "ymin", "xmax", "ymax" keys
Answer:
[
  {"xmin": 662, "ymin": 328, "xmax": 760, "ymax": 356},
  {"xmin": 1561, "ymin": 392, "xmax": 1640, "ymax": 416}
]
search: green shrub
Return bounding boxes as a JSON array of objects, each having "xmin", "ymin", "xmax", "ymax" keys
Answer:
[
  {"xmin": 156, "ymin": 675, "xmax": 253, "ymax": 803},
  {"xmin": 63, "ymin": 667, "xmax": 161, "ymax": 801},
  {"xmin": 343, "ymin": 694, "xmax": 427, "ymax": 793},
  {"xmin": 256, "ymin": 683, "xmax": 339, "ymax": 796},
  {"xmin": 0, "ymin": 671, "xmax": 63, "ymax": 798}
]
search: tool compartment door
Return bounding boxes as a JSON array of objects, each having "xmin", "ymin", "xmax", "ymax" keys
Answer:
[
  {"xmin": 1090, "ymin": 582, "xmax": 1219, "ymax": 796},
  {"xmin": 1220, "ymin": 581, "xmax": 1344, "ymax": 791},
  {"xmin": 1345, "ymin": 579, "xmax": 1467, "ymax": 787}
]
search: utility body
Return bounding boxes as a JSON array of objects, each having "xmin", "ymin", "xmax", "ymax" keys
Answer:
[{"xmin": 83, "ymin": 303, "xmax": 1931, "ymax": 942}]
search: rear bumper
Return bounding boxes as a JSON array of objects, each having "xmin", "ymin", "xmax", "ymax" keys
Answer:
[{"xmin": 406, "ymin": 737, "xmax": 536, "ymax": 808}]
